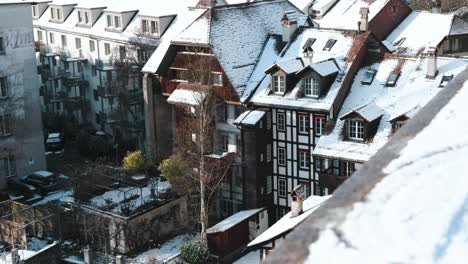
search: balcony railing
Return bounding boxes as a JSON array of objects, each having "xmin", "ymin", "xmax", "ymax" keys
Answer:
[{"xmin": 318, "ymin": 168, "xmax": 350, "ymax": 193}]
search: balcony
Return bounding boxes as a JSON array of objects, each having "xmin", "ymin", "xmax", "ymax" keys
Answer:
[{"xmin": 318, "ymin": 168, "xmax": 350, "ymax": 193}]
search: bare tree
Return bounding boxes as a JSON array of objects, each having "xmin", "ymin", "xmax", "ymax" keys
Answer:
[{"xmin": 160, "ymin": 49, "xmax": 234, "ymax": 245}]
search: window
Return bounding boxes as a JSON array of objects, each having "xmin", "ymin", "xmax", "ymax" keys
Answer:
[
  {"xmin": 315, "ymin": 115, "xmax": 326, "ymax": 136},
  {"xmin": 266, "ymin": 144, "xmax": 271, "ymax": 162},
  {"xmin": 299, "ymin": 150, "xmax": 310, "ymax": 169},
  {"xmin": 266, "ymin": 175, "xmax": 272, "ymax": 194},
  {"xmin": 142, "ymin": 19, "xmax": 148, "ymax": 33},
  {"xmin": 119, "ymin": 46, "xmax": 126, "ymax": 59},
  {"xmin": 114, "ymin": 16, "xmax": 121, "ymax": 28},
  {"xmin": 222, "ymin": 104, "xmax": 228, "ymax": 121},
  {"xmin": 211, "ymin": 72, "xmax": 223, "ymax": 86},
  {"xmin": 1, "ymin": 155, "xmax": 16, "ymax": 177},
  {"xmin": 394, "ymin": 120, "xmax": 406, "ymax": 131},
  {"xmin": 266, "ymin": 113, "xmax": 272, "ymax": 129},
  {"xmin": 303, "ymin": 78, "xmax": 320, "ymax": 97},
  {"xmin": 323, "ymin": 39, "xmax": 337, "ymax": 51},
  {"xmin": 361, "ymin": 69, "xmax": 376, "ymax": 85},
  {"xmin": 89, "ymin": 40, "xmax": 95, "ymax": 52},
  {"xmin": 61, "ymin": 35, "xmax": 67, "ymax": 47},
  {"xmin": 272, "ymin": 75, "xmax": 285, "ymax": 93},
  {"xmin": 49, "ymin": 33, "xmax": 54, "ymax": 44},
  {"xmin": 278, "ymin": 147, "xmax": 286, "ymax": 166},
  {"xmin": 344, "ymin": 161, "xmax": 355, "ymax": 176},
  {"xmin": 37, "ymin": 30, "xmax": 43, "ymax": 42},
  {"xmin": 32, "ymin": 5, "xmax": 38, "ymax": 17},
  {"xmin": 78, "ymin": 11, "xmax": 83, "ymax": 23},
  {"xmin": 439, "ymin": 74, "xmax": 454, "ymax": 87},
  {"xmin": 85, "ymin": 11, "xmax": 90, "ymax": 24},
  {"xmin": 348, "ymin": 120, "xmax": 365, "ymax": 140},
  {"xmin": 392, "ymin": 37, "xmax": 406, "ymax": 47},
  {"xmin": 56, "ymin": 8, "xmax": 61, "ymax": 20},
  {"xmin": 0, "ymin": 37, "xmax": 4, "ymax": 54},
  {"xmin": 142, "ymin": 18, "xmax": 159, "ymax": 35},
  {"xmin": 75, "ymin": 38, "xmax": 81, "ymax": 49},
  {"xmin": 277, "ymin": 112, "xmax": 285, "ymax": 131},
  {"xmin": 91, "ymin": 65, "xmax": 97, "ymax": 76},
  {"xmin": 0, "ymin": 77, "xmax": 9, "ymax": 98},
  {"xmin": 150, "ymin": 20, "xmax": 158, "ymax": 34},
  {"xmin": 221, "ymin": 134, "xmax": 229, "ymax": 152},
  {"xmin": 107, "ymin": 15, "xmax": 112, "ymax": 27},
  {"xmin": 173, "ymin": 68, "xmax": 188, "ymax": 81},
  {"xmin": 0, "ymin": 114, "xmax": 12, "ymax": 136},
  {"xmin": 386, "ymin": 72, "xmax": 400, "ymax": 87},
  {"xmin": 104, "ymin": 43, "xmax": 111, "ymax": 55},
  {"xmin": 298, "ymin": 114, "xmax": 309, "ymax": 134},
  {"xmin": 278, "ymin": 178, "xmax": 287, "ymax": 197},
  {"xmin": 137, "ymin": 49, "xmax": 147, "ymax": 62},
  {"xmin": 315, "ymin": 158, "xmax": 324, "ymax": 171},
  {"xmin": 50, "ymin": 8, "xmax": 55, "ymax": 19}
]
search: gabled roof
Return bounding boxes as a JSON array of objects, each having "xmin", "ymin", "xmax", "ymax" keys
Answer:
[
  {"xmin": 298, "ymin": 59, "xmax": 341, "ymax": 77},
  {"xmin": 313, "ymin": 57, "xmax": 468, "ymax": 163},
  {"xmin": 340, "ymin": 102, "xmax": 383, "ymax": 122},
  {"xmin": 265, "ymin": 58, "xmax": 304, "ymax": 75},
  {"xmin": 449, "ymin": 15, "xmax": 468, "ymax": 36},
  {"xmin": 384, "ymin": 11, "xmax": 454, "ymax": 56}
]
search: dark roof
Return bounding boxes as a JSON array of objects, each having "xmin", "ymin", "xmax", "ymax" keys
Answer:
[{"xmin": 449, "ymin": 16, "xmax": 468, "ymax": 36}]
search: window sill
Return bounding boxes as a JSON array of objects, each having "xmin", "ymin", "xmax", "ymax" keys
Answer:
[
  {"xmin": 105, "ymin": 27, "xmax": 123, "ymax": 33},
  {"xmin": 49, "ymin": 19, "xmax": 65, "ymax": 24},
  {"xmin": 76, "ymin": 23, "xmax": 92, "ymax": 28}
]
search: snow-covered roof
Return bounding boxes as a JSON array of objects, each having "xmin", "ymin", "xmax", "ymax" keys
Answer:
[
  {"xmin": 317, "ymin": 0, "xmax": 390, "ymax": 31},
  {"xmin": 307, "ymin": 59, "xmax": 340, "ymax": 77},
  {"xmin": 288, "ymin": 0, "xmax": 312, "ymax": 11},
  {"xmin": 167, "ymin": 89, "xmax": 206, "ymax": 106},
  {"xmin": 33, "ymin": 170, "xmax": 55, "ymax": 177},
  {"xmin": 313, "ymin": 56, "xmax": 468, "ymax": 163},
  {"xmin": 234, "ymin": 110, "xmax": 266, "ymax": 126},
  {"xmin": 340, "ymin": 102, "xmax": 383, "ymax": 122},
  {"xmin": 268, "ymin": 58, "xmax": 305, "ymax": 74},
  {"xmin": 306, "ymin": 79, "xmax": 468, "ymax": 264},
  {"xmin": 248, "ymin": 195, "xmax": 331, "ymax": 248},
  {"xmin": 449, "ymin": 15, "xmax": 468, "ymax": 36},
  {"xmin": 33, "ymin": 0, "xmax": 199, "ymax": 43},
  {"xmin": 384, "ymin": 11, "xmax": 454, "ymax": 56},
  {"xmin": 207, "ymin": 208, "xmax": 265, "ymax": 234},
  {"xmin": 247, "ymin": 28, "xmax": 355, "ymax": 111},
  {"xmin": 174, "ymin": 11, "xmax": 211, "ymax": 44}
]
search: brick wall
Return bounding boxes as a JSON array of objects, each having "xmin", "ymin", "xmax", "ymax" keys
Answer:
[{"xmin": 369, "ymin": 0, "xmax": 412, "ymax": 41}]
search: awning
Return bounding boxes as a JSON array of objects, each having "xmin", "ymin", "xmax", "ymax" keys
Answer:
[{"xmin": 167, "ymin": 89, "xmax": 206, "ymax": 106}]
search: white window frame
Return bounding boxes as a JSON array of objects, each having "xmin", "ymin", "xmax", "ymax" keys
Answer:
[
  {"xmin": 299, "ymin": 150, "xmax": 309, "ymax": 169},
  {"xmin": 277, "ymin": 112, "xmax": 285, "ymax": 131},
  {"xmin": 211, "ymin": 72, "xmax": 223, "ymax": 86},
  {"xmin": 315, "ymin": 115, "xmax": 326, "ymax": 136},
  {"xmin": 278, "ymin": 147, "xmax": 286, "ymax": 166},
  {"xmin": 298, "ymin": 114, "xmax": 309, "ymax": 134},
  {"xmin": 141, "ymin": 18, "xmax": 159, "ymax": 35},
  {"xmin": 348, "ymin": 119, "xmax": 365, "ymax": 140},
  {"xmin": 344, "ymin": 161, "xmax": 355, "ymax": 176},
  {"xmin": 278, "ymin": 178, "xmax": 287, "ymax": 197},
  {"xmin": 104, "ymin": 43, "xmax": 111, "ymax": 55},
  {"xmin": 272, "ymin": 75, "xmax": 285, "ymax": 94}
]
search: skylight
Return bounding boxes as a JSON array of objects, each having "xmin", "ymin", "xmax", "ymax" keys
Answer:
[
  {"xmin": 303, "ymin": 38, "xmax": 316, "ymax": 51},
  {"xmin": 386, "ymin": 72, "xmax": 400, "ymax": 87},
  {"xmin": 361, "ymin": 69, "xmax": 376, "ymax": 85},
  {"xmin": 323, "ymin": 39, "xmax": 337, "ymax": 51},
  {"xmin": 392, "ymin": 37, "xmax": 406, "ymax": 47},
  {"xmin": 439, "ymin": 74, "xmax": 453, "ymax": 87}
]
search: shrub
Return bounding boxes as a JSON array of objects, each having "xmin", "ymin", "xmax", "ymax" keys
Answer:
[
  {"xmin": 123, "ymin": 150, "xmax": 146, "ymax": 172},
  {"xmin": 180, "ymin": 241, "xmax": 209, "ymax": 264},
  {"xmin": 158, "ymin": 155, "xmax": 187, "ymax": 182}
]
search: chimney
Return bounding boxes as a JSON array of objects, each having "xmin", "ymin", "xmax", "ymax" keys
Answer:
[
  {"xmin": 281, "ymin": 11, "xmax": 298, "ymax": 43},
  {"xmin": 432, "ymin": 0, "xmax": 441, "ymax": 13},
  {"xmin": 359, "ymin": 7, "xmax": 369, "ymax": 32},
  {"xmin": 291, "ymin": 184, "xmax": 305, "ymax": 217},
  {"xmin": 11, "ymin": 248, "xmax": 19, "ymax": 264},
  {"xmin": 302, "ymin": 38, "xmax": 315, "ymax": 65},
  {"xmin": 116, "ymin": 255, "xmax": 125, "ymax": 264},
  {"xmin": 426, "ymin": 47, "xmax": 438, "ymax": 79}
]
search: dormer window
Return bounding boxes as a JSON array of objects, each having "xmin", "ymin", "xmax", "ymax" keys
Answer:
[
  {"xmin": 141, "ymin": 18, "xmax": 159, "ymax": 36},
  {"xmin": 394, "ymin": 120, "xmax": 406, "ymax": 131},
  {"xmin": 303, "ymin": 78, "xmax": 320, "ymax": 97},
  {"xmin": 50, "ymin": 7, "xmax": 63, "ymax": 22},
  {"xmin": 32, "ymin": 5, "xmax": 38, "ymax": 17},
  {"xmin": 272, "ymin": 75, "xmax": 285, "ymax": 94},
  {"xmin": 106, "ymin": 14, "xmax": 122, "ymax": 30},
  {"xmin": 347, "ymin": 119, "xmax": 364, "ymax": 141},
  {"xmin": 77, "ymin": 10, "xmax": 91, "ymax": 26}
]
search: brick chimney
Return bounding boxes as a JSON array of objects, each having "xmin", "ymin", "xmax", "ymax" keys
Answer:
[
  {"xmin": 359, "ymin": 7, "xmax": 369, "ymax": 32},
  {"xmin": 281, "ymin": 11, "xmax": 298, "ymax": 43},
  {"xmin": 291, "ymin": 184, "xmax": 305, "ymax": 217},
  {"xmin": 426, "ymin": 47, "xmax": 438, "ymax": 79}
]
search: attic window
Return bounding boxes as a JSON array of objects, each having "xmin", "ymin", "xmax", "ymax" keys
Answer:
[
  {"xmin": 392, "ymin": 37, "xmax": 406, "ymax": 47},
  {"xmin": 106, "ymin": 14, "xmax": 122, "ymax": 30},
  {"xmin": 386, "ymin": 72, "xmax": 400, "ymax": 87},
  {"xmin": 439, "ymin": 74, "xmax": 453, "ymax": 87},
  {"xmin": 77, "ymin": 10, "xmax": 91, "ymax": 26},
  {"xmin": 347, "ymin": 119, "xmax": 364, "ymax": 141},
  {"xmin": 393, "ymin": 120, "xmax": 407, "ymax": 132},
  {"xmin": 361, "ymin": 69, "xmax": 376, "ymax": 85},
  {"xmin": 141, "ymin": 18, "xmax": 159, "ymax": 36},
  {"xmin": 50, "ymin": 7, "xmax": 64, "ymax": 22},
  {"xmin": 303, "ymin": 78, "xmax": 320, "ymax": 97},
  {"xmin": 272, "ymin": 75, "xmax": 285, "ymax": 94},
  {"xmin": 323, "ymin": 39, "xmax": 337, "ymax": 51}
]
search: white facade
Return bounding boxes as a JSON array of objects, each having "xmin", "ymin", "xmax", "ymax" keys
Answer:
[{"xmin": 0, "ymin": 1, "xmax": 46, "ymax": 188}]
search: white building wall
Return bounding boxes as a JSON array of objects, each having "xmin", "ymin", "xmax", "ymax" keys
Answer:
[{"xmin": 0, "ymin": 2, "xmax": 46, "ymax": 188}]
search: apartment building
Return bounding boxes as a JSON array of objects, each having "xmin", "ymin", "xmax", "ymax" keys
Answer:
[
  {"xmin": 0, "ymin": 0, "xmax": 46, "ymax": 189},
  {"xmin": 32, "ymin": 0, "xmax": 198, "ymax": 149}
]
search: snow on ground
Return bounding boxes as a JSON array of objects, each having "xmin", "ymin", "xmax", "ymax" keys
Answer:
[
  {"xmin": 307, "ymin": 80, "xmax": 468, "ymax": 263},
  {"xmin": 130, "ymin": 233, "xmax": 198, "ymax": 263},
  {"xmin": 234, "ymin": 250, "xmax": 260, "ymax": 264},
  {"xmin": 0, "ymin": 250, "xmax": 36, "ymax": 264},
  {"xmin": 27, "ymin": 237, "xmax": 50, "ymax": 251},
  {"xmin": 33, "ymin": 189, "xmax": 74, "ymax": 206},
  {"xmin": 89, "ymin": 181, "xmax": 171, "ymax": 214}
]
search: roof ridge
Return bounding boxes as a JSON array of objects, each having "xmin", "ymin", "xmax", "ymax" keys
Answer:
[{"xmin": 213, "ymin": 0, "xmax": 287, "ymax": 10}]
